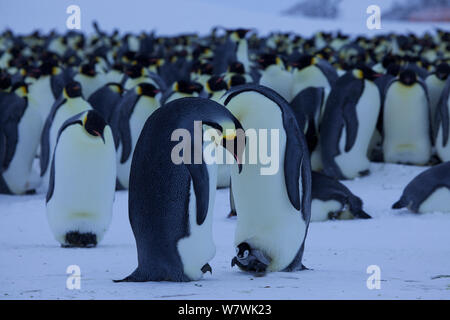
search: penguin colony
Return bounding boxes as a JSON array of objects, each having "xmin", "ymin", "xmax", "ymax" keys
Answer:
[{"xmin": 1, "ymin": 25, "xmax": 450, "ymax": 281}]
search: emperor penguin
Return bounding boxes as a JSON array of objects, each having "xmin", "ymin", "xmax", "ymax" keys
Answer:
[
  {"xmin": 115, "ymin": 97, "xmax": 243, "ymax": 282},
  {"xmin": 73, "ymin": 62, "xmax": 106, "ymax": 99},
  {"xmin": 425, "ymin": 63, "xmax": 450, "ymax": 134},
  {"xmin": 320, "ymin": 66, "xmax": 381, "ymax": 180},
  {"xmin": 46, "ymin": 110, "xmax": 116, "ymax": 247},
  {"xmin": 434, "ymin": 76, "xmax": 450, "ymax": 162},
  {"xmin": 205, "ymin": 75, "xmax": 228, "ymax": 103},
  {"xmin": 311, "ymin": 171, "xmax": 371, "ymax": 222},
  {"xmin": 221, "ymin": 84, "xmax": 311, "ymax": 273},
  {"xmin": 229, "ymin": 29, "xmax": 252, "ymax": 72},
  {"xmin": 0, "ymin": 82, "xmax": 42, "ymax": 194},
  {"xmin": 258, "ymin": 54, "xmax": 293, "ymax": 102},
  {"xmin": 392, "ymin": 161, "xmax": 450, "ymax": 214},
  {"xmin": 40, "ymin": 81, "xmax": 93, "ymax": 191},
  {"xmin": 289, "ymin": 54, "xmax": 337, "ymax": 103},
  {"xmin": 383, "ymin": 69, "xmax": 431, "ymax": 165},
  {"xmin": 113, "ymin": 82, "xmax": 160, "ymax": 189},
  {"xmin": 161, "ymin": 80, "xmax": 203, "ymax": 105}
]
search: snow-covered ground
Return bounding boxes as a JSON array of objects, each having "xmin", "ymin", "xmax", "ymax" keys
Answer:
[{"xmin": 1, "ymin": 162, "xmax": 449, "ymax": 300}]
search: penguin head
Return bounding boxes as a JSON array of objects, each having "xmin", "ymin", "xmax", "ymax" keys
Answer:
[
  {"xmin": 125, "ymin": 64, "xmax": 144, "ymax": 79},
  {"xmin": 80, "ymin": 63, "xmax": 96, "ymax": 77},
  {"xmin": 386, "ymin": 64, "xmax": 401, "ymax": 77},
  {"xmin": 135, "ymin": 83, "xmax": 160, "ymax": 97},
  {"xmin": 11, "ymin": 81, "xmax": 28, "ymax": 97},
  {"xmin": 398, "ymin": 69, "xmax": 417, "ymax": 86},
  {"xmin": 228, "ymin": 61, "xmax": 245, "ymax": 74},
  {"xmin": 289, "ymin": 54, "xmax": 318, "ymax": 71},
  {"xmin": 228, "ymin": 74, "xmax": 246, "ymax": 88},
  {"xmin": 64, "ymin": 81, "xmax": 83, "ymax": 99},
  {"xmin": 205, "ymin": 76, "xmax": 228, "ymax": 94},
  {"xmin": 257, "ymin": 53, "xmax": 283, "ymax": 70},
  {"xmin": 236, "ymin": 242, "xmax": 251, "ymax": 259},
  {"xmin": 352, "ymin": 64, "xmax": 380, "ymax": 81},
  {"xmin": 173, "ymin": 80, "xmax": 203, "ymax": 94},
  {"xmin": 82, "ymin": 110, "xmax": 106, "ymax": 143},
  {"xmin": 107, "ymin": 83, "xmax": 123, "ymax": 95},
  {"xmin": 435, "ymin": 63, "xmax": 450, "ymax": 81}
]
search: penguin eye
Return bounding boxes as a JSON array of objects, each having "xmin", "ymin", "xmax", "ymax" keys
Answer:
[
  {"xmin": 243, "ymin": 250, "xmax": 249, "ymax": 259},
  {"xmin": 235, "ymin": 247, "xmax": 239, "ymax": 254}
]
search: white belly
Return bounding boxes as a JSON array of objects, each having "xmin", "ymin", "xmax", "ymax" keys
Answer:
[
  {"xmin": 383, "ymin": 82, "xmax": 430, "ymax": 165},
  {"xmin": 425, "ymin": 75, "xmax": 445, "ymax": 128},
  {"xmin": 335, "ymin": 80, "xmax": 380, "ymax": 178},
  {"xmin": 259, "ymin": 65, "xmax": 293, "ymax": 102},
  {"xmin": 46, "ymin": 126, "xmax": 116, "ymax": 245},
  {"xmin": 418, "ymin": 187, "xmax": 450, "ymax": 213},
  {"xmin": 435, "ymin": 95, "xmax": 450, "ymax": 161},
  {"xmin": 116, "ymin": 97, "xmax": 158, "ymax": 189},
  {"xmin": 74, "ymin": 73, "xmax": 106, "ymax": 99},
  {"xmin": 291, "ymin": 66, "xmax": 330, "ymax": 99},
  {"xmin": 28, "ymin": 77, "xmax": 54, "ymax": 121},
  {"xmin": 177, "ymin": 159, "xmax": 217, "ymax": 280},
  {"xmin": 2, "ymin": 106, "xmax": 43, "ymax": 194},
  {"xmin": 310, "ymin": 199, "xmax": 342, "ymax": 222}
]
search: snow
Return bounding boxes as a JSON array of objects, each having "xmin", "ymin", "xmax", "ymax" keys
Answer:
[{"xmin": 1, "ymin": 162, "xmax": 449, "ymax": 300}]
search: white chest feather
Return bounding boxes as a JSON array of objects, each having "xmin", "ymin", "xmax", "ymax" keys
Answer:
[
  {"xmin": 418, "ymin": 187, "xmax": 450, "ymax": 213},
  {"xmin": 425, "ymin": 75, "xmax": 445, "ymax": 122},
  {"xmin": 291, "ymin": 66, "xmax": 330, "ymax": 98},
  {"xmin": 383, "ymin": 82, "xmax": 430, "ymax": 164},
  {"xmin": 46, "ymin": 125, "xmax": 116, "ymax": 244},
  {"xmin": 335, "ymin": 80, "xmax": 380, "ymax": 178},
  {"xmin": 310, "ymin": 199, "xmax": 343, "ymax": 222},
  {"xmin": 28, "ymin": 76, "xmax": 54, "ymax": 121},
  {"xmin": 73, "ymin": 73, "xmax": 106, "ymax": 99},
  {"xmin": 226, "ymin": 92, "xmax": 306, "ymax": 272},
  {"xmin": 259, "ymin": 65, "xmax": 293, "ymax": 102}
]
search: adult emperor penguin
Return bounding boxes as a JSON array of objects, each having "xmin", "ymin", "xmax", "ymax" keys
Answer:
[
  {"xmin": 434, "ymin": 76, "xmax": 450, "ymax": 162},
  {"xmin": 383, "ymin": 69, "xmax": 431, "ymax": 165},
  {"xmin": 161, "ymin": 80, "xmax": 203, "ymax": 105},
  {"xmin": 115, "ymin": 97, "xmax": 243, "ymax": 282},
  {"xmin": 258, "ymin": 53, "xmax": 293, "ymax": 102},
  {"xmin": 113, "ymin": 82, "xmax": 160, "ymax": 189},
  {"xmin": 0, "ymin": 82, "xmax": 42, "ymax": 194},
  {"xmin": 392, "ymin": 161, "xmax": 450, "ymax": 213},
  {"xmin": 311, "ymin": 171, "xmax": 371, "ymax": 221},
  {"xmin": 425, "ymin": 63, "xmax": 450, "ymax": 134},
  {"xmin": 73, "ymin": 62, "xmax": 106, "ymax": 99},
  {"xmin": 220, "ymin": 84, "xmax": 311, "ymax": 273},
  {"xmin": 205, "ymin": 75, "xmax": 228, "ymax": 103},
  {"xmin": 320, "ymin": 66, "xmax": 381, "ymax": 180},
  {"xmin": 40, "ymin": 81, "xmax": 93, "ymax": 191},
  {"xmin": 46, "ymin": 110, "xmax": 116, "ymax": 247}
]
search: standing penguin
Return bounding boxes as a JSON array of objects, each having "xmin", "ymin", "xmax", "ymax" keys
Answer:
[
  {"xmin": 115, "ymin": 97, "xmax": 243, "ymax": 282},
  {"xmin": 113, "ymin": 82, "xmax": 160, "ymax": 189},
  {"xmin": 320, "ymin": 66, "xmax": 381, "ymax": 180},
  {"xmin": 311, "ymin": 171, "xmax": 371, "ymax": 221},
  {"xmin": 258, "ymin": 54, "xmax": 293, "ymax": 102},
  {"xmin": 40, "ymin": 81, "xmax": 93, "ymax": 191},
  {"xmin": 0, "ymin": 82, "xmax": 42, "ymax": 194},
  {"xmin": 425, "ymin": 62, "xmax": 450, "ymax": 134},
  {"xmin": 383, "ymin": 69, "xmax": 431, "ymax": 165},
  {"xmin": 434, "ymin": 76, "xmax": 450, "ymax": 161},
  {"xmin": 221, "ymin": 84, "xmax": 311, "ymax": 273},
  {"xmin": 46, "ymin": 110, "xmax": 116, "ymax": 247},
  {"xmin": 392, "ymin": 162, "xmax": 450, "ymax": 214},
  {"xmin": 161, "ymin": 80, "xmax": 203, "ymax": 105},
  {"xmin": 73, "ymin": 62, "xmax": 106, "ymax": 99}
]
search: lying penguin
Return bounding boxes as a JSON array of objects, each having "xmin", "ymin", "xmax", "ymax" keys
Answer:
[{"xmin": 392, "ymin": 162, "xmax": 450, "ymax": 213}]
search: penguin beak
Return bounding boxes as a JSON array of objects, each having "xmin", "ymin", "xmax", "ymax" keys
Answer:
[
  {"xmin": 221, "ymin": 129, "xmax": 244, "ymax": 173},
  {"xmin": 93, "ymin": 130, "xmax": 105, "ymax": 143}
]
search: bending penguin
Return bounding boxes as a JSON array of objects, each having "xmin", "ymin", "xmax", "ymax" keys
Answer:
[
  {"xmin": 392, "ymin": 161, "xmax": 450, "ymax": 214},
  {"xmin": 311, "ymin": 171, "xmax": 371, "ymax": 221},
  {"xmin": 115, "ymin": 97, "xmax": 243, "ymax": 282},
  {"xmin": 46, "ymin": 110, "xmax": 116, "ymax": 247},
  {"xmin": 320, "ymin": 66, "xmax": 381, "ymax": 180},
  {"xmin": 220, "ymin": 84, "xmax": 311, "ymax": 273}
]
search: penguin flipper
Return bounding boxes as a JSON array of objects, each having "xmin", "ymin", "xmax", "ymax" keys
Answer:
[
  {"xmin": 342, "ymin": 99, "xmax": 359, "ymax": 153},
  {"xmin": 2, "ymin": 121, "xmax": 19, "ymax": 170},
  {"xmin": 353, "ymin": 209, "xmax": 372, "ymax": 219},
  {"xmin": 119, "ymin": 117, "xmax": 132, "ymax": 164},
  {"xmin": 185, "ymin": 163, "xmax": 209, "ymax": 225},
  {"xmin": 117, "ymin": 92, "xmax": 139, "ymax": 163}
]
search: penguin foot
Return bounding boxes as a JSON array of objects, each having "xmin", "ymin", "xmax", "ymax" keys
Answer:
[
  {"xmin": 231, "ymin": 256, "xmax": 268, "ymax": 274},
  {"xmin": 201, "ymin": 263, "xmax": 212, "ymax": 274},
  {"xmin": 63, "ymin": 231, "xmax": 97, "ymax": 248},
  {"xmin": 25, "ymin": 189, "xmax": 36, "ymax": 195},
  {"xmin": 227, "ymin": 210, "xmax": 237, "ymax": 218},
  {"xmin": 358, "ymin": 169, "xmax": 370, "ymax": 177}
]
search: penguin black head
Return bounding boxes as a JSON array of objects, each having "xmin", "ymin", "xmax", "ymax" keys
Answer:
[
  {"xmin": 0, "ymin": 72, "xmax": 12, "ymax": 90},
  {"xmin": 228, "ymin": 61, "xmax": 245, "ymax": 74},
  {"xmin": 64, "ymin": 81, "xmax": 83, "ymax": 98},
  {"xmin": 353, "ymin": 64, "xmax": 380, "ymax": 81},
  {"xmin": 83, "ymin": 110, "xmax": 106, "ymax": 143},
  {"xmin": 228, "ymin": 74, "xmax": 246, "ymax": 88},
  {"xmin": 107, "ymin": 82, "xmax": 123, "ymax": 95},
  {"xmin": 198, "ymin": 62, "xmax": 214, "ymax": 76},
  {"xmin": 80, "ymin": 63, "xmax": 96, "ymax": 77},
  {"xmin": 386, "ymin": 63, "xmax": 401, "ymax": 77},
  {"xmin": 236, "ymin": 242, "xmax": 251, "ymax": 259},
  {"xmin": 11, "ymin": 81, "xmax": 28, "ymax": 97},
  {"xmin": 125, "ymin": 64, "xmax": 144, "ymax": 79},
  {"xmin": 206, "ymin": 76, "xmax": 228, "ymax": 93},
  {"xmin": 257, "ymin": 53, "xmax": 281, "ymax": 70},
  {"xmin": 290, "ymin": 54, "xmax": 316, "ymax": 71},
  {"xmin": 174, "ymin": 80, "xmax": 203, "ymax": 94},
  {"xmin": 435, "ymin": 63, "xmax": 450, "ymax": 81},
  {"xmin": 136, "ymin": 83, "xmax": 160, "ymax": 97},
  {"xmin": 26, "ymin": 66, "xmax": 42, "ymax": 79},
  {"xmin": 398, "ymin": 69, "xmax": 417, "ymax": 86}
]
